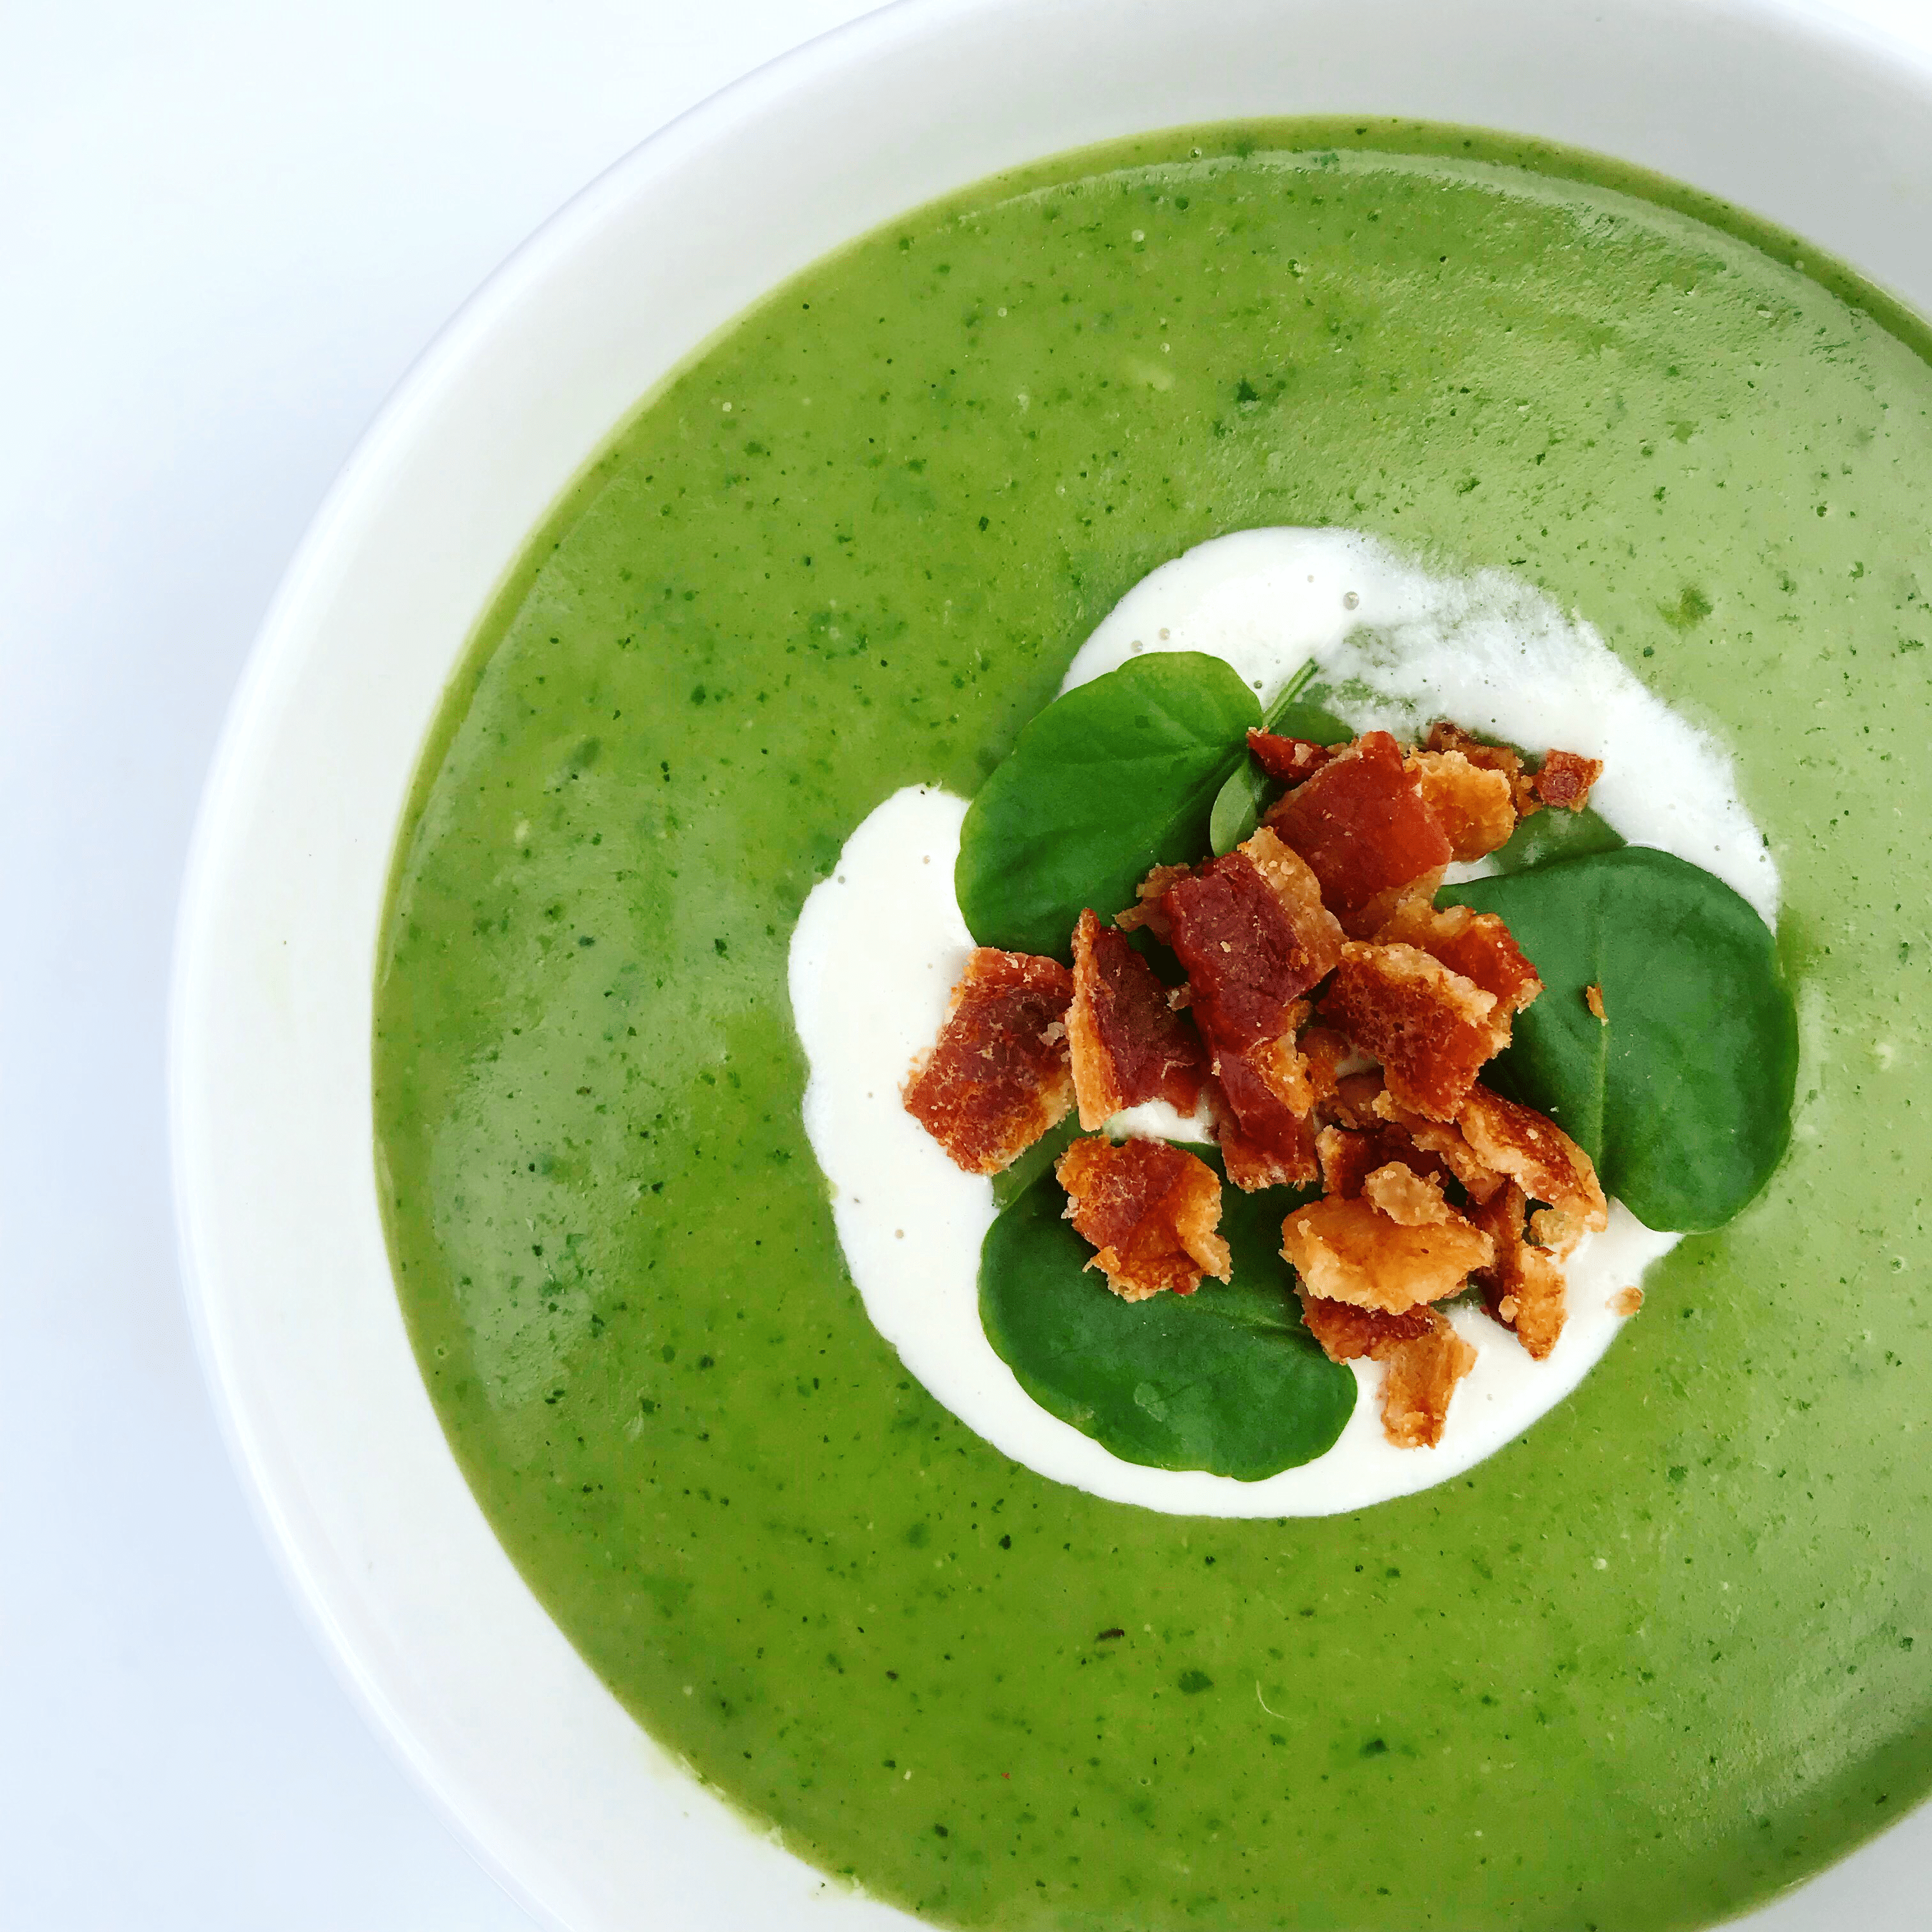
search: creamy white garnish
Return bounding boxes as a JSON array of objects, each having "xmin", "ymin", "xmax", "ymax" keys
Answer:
[
  {"xmin": 1066, "ymin": 525, "xmax": 1778, "ymax": 920},
  {"xmin": 790, "ymin": 529, "xmax": 1773, "ymax": 1515}
]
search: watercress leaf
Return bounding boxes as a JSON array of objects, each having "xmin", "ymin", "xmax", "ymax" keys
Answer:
[
  {"xmin": 957, "ymin": 652, "xmax": 1260, "ymax": 958},
  {"xmin": 979, "ymin": 1149, "xmax": 1354, "ymax": 1478},
  {"xmin": 1444, "ymin": 848, "xmax": 1797, "ymax": 1232},
  {"xmin": 1208, "ymin": 760, "xmax": 1271, "ymax": 857},
  {"xmin": 1266, "ymin": 698, "xmax": 1356, "ymax": 747},
  {"xmin": 1486, "ymin": 801, "xmax": 1625, "ymax": 875}
]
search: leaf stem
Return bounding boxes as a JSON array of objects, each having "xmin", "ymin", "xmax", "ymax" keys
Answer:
[{"xmin": 1261, "ymin": 657, "xmax": 1321, "ymax": 730}]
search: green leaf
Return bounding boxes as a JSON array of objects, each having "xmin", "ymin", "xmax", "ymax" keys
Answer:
[
  {"xmin": 1205, "ymin": 671, "xmax": 1357, "ymax": 858},
  {"xmin": 958, "ymin": 652, "xmax": 1261, "ymax": 958},
  {"xmin": 1206, "ymin": 760, "xmax": 1273, "ymax": 859},
  {"xmin": 1443, "ymin": 848, "xmax": 1797, "ymax": 1232},
  {"xmin": 978, "ymin": 1150, "xmax": 1354, "ymax": 1478},
  {"xmin": 1485, "ymin": 801, "xmax": 1625, "ymax": 875},
  {"xmin": 990, "ymin": 1114, "xmax": 1082, "ymax": 1215}
]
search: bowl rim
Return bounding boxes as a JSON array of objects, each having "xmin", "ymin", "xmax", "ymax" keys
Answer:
[{"xmin": 169, "ymin": 1, "xmax": 1932, "ymax": 1926}]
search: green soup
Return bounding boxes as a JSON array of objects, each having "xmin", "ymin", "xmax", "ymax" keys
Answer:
[{"xmin": 375, "ymin": 121, "xmax": 1932, "ymax": 1929}]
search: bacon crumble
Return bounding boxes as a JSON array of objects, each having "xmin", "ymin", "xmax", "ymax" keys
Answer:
[
  {"xmin": 1296, "ymin": 1290, "xmax": 1438, "ymax": 1362},
  {"xmin": 1469, "ymin": 1180, "xmax": 1567, "ymax": 1360},
  {"xmin": 1425, "ymin": 721, "xmax": 1539, "ymax": 818},
  {"xmin": 1266, "ymin": 730, "xmax": 1454, "ymax": 938},
  {"xmin": 1378, "ymin": 1318, "xmax": 1480, "ymax": 1449},
  {"xmin": 1164, "ymin": 833, "xmax": 1343, "ymax": 1049},
  {"xmin": 1207, "ymin": 1045, "xmax": 1321, "ymax": 1192},
  {"xmin": 1368, "ymin": 1091, "xmax": 1505, "ymax": 1206},
  {"xmin": 1057, "ymin": 1136, "xmax": 1232, "ymax": 1301},
  {"xmin": 1246, "ymin": 728, "xmax": 1335, "ymax": 787},
  {"xmin": 1280, "ymin": 1194, "xmax": 1494, "ymax": 1315},
  {"xmin": 1533, "ymin": 748, "xmax": 1604, "ymax": 811},
  {"xmin": 1407, "ymin": 748, "xmax": 1517, "ymax": 861},
  {"xmin": 1457, "ymin": 1085, "xmax": 1607, "ymax": 1254},
  {"xmin": 1067, "ymin": 910, "xmax": 1205, "ymax": 1128},
  {"xmin": 1320, "ymin": 941, "xmax": 1501, "ymax": 1122},
  {"xmin": 903, "ymin": 948, "xmax": 1074, "ymax": 1174},
  {"xmin": 1114, "ymin": 862, "xmax": 1193, "ymax": 946},
  {"xmin": 1375, "ymin": 902, "xmax": 1542, "ymax": 1026}
]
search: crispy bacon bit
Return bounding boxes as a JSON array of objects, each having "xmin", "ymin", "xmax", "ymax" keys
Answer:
[
  {"xmin": 1320, "ymin": 942, "xmax": 1501, "ymax": 1122},
  {"xmin": 1280, "ymin": 1195, "xmax": 1494, "ymax": 1314},
  {"xmin": 1067, "ymin": 910, "xmax": 1204, "ymax": 1128},
  {"xmin": 1315, "ymin": 1123, "xmax": 1452, "ymax": 1200},
  {"xmin": 1057, "ymin": 1136, "xmax": 1232, "ymax": 1301},
  {"xmin": 1457, "ymin": 1085, "xmax": 1608, "ymax": 1250},
  {"xmin": 1534, "ymin": 748, "xmax": 1604, "ymax": 812},
  {"xmin": 1248, "ymin": 1010, "xmax": 1315, "ymax": 1112},
  {"xmin": 1362, "ymin": 1162, "xmax": 1455, "ymax": 1227},
  {"xmin": 1246, "ymin": 728, "xmax": 1335, "ymax": 787},
  {"xmin": 1369, "ymin": 1091, "xmax": 1504, "ymax": 1204},
  {"xmin": 1469, "ymin": 1181, "xmax": 1567, "ymax": 1359},
  {"xmin": 1266, "ymin": 731, "xmax": 1455, "ymax": 938},
  {"xmin": 1376, "ymin": 903, "xmax": 1542, "ymax": 1025},
  {"xmin": 903, "ymin": 949, "xmax": 1074, "ymax": 1174},
  {"xmin": 1208, "ymin": 1044, "xmax": 1320, "ymax": 1192},
  {"xmin": 1426, "ymin": 721, "xmax": 1539, "ymax": 818},
  {"xmin": 1242, "ymin": 825, "xmax": 1344, "ymax": 942},
  {"xmin": 1296, "ymin": 1290, "xmax": 1438, "ymax": 1363},
  {"xmin": 1609, "ymin": 1285, "xmax": 1644, "ymax": 1317},
  {"xmin": 1165, "ymin": 837, "xmax": 1343, "ymax": 1050},
  {"xmin": 1323, "ymin": 1070, "xmax": 1388, "ymax": 1131},
  {"xmin": 1407, "ymin": 749, "xmax": 1517, "ymax": 861},
  {"xmin": 1379, "ymin": 1317, "xmax": 1478, "ymax": 1449},
  {"xmin": 1298, "ymin": 1025, "xmax": 1351, "ymax": 1112},
  {"xmin": 1114, "ymin": 862, "xmax": 1193, "ymax": 946},
  {"xmin": 1585, "ymin": 982, "xmax": 1607, "ymax": 1023}
]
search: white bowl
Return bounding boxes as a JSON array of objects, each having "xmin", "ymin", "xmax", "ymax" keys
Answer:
[{"xmin": 171, "ymin": 1, "xmax": 1932, "ymax": 1925}]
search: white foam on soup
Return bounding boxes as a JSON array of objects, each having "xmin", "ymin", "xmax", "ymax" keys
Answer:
[
  {"xmin": 1064, "ymin": 525, "xmax": 1778, "ymax": 920},
  {"xmin": 788, "ymin": 528, "xmax": 1764, "ymax": 1515}
]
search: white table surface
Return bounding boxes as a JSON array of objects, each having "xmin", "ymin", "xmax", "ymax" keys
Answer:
[{"xmin": 4, "ymin": 2, "xmax": 1930, "ymax": 1927}]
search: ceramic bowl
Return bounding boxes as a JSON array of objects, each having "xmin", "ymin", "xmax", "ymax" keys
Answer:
[{"xmin": 172, "ymin": 1, "xmax": 1932, "ymax": 1924}]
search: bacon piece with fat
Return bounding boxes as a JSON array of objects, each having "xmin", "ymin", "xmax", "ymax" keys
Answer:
[
  {"xmin": 1066, "ymin": 910, "xmax": 1204, "ymax": 1128},
  {"xmin": 1164, "ymin": 831, "xmax": 1343, "ymax": 1050},
  {"xmin": 1456, "ymin": 1084, "xmax": 1607, "ymax": 1254},
  {"xmin": 902, "ymin": 949, "xmax": 1074, "ymax": 1174},
  {"xmin": 1533, "ymin": 748, "xmax": 1604, "ymax": 812},
  {"xmin": 1296, "ymin": 1291, "xmax": 1438, "ymax": 1362},
  {"xmin": 1266, "ymin": 730, "xmax": 1454, "ymax": 937},
  {"xmin": 1057, "ymin": 1135, "xmax": 1232, "ymax": 1301},
  {"xmin": 1368, "ymin": 1090, "xmax": 1505, "ymax": 1204},
  {"xmin": 1314, "ymin": 1123, "xmax": 1453, "ymax": 1202},
  {"xmin": 1298, "ymin": 1025, "xmax": 1351, "ymax": 1114},
  {"xmin": 1296, "ymin": 1294, "xmax": 1478, "ymax": 1448},
  {"xmin": 1469, "ymin": 1179, "xmax": 1568, "ymax": 1360},
  {"xmin": 1407, "ymin": 749, "xmax": 1517, "ymax": 861},
  {"xmin": 1379, "ymin": 1317, "xmax": 1479, "ymax": 1449},
  {"xmin": 1280, "ymin": 1193, "xmax": 1494, "ymax": 1315},
  {"xmin": 1320, "ymin": 941, "xmax": 1501, "ymax": 1122},
  {"xmin": 1425, "ymin": 721, "xmax": 1539, "ymax": 818},
  {"xmin": 1208, "ymin": 1038, "xmax": 1321, "ymax": 1192},
  {"xmin": 1114, "ymin": 862, "xmax": 1193, "ymax": 947},
  {"xmin": 1246, "ymin": 728, "xmax": 1335, "ymax": 788},
  {"xmin": 1361, "ymin": 1161, "xmax": 1457, "ymax": 1227},
  {"xmin": 1376, "ymin": 902, "xmax": 1542, "ymax": 1027}
]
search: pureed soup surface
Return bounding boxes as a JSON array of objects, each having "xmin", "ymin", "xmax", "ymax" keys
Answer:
[{"xmin": 376, "ymin": 123, "xmax": 1932, "ymax": 1930}]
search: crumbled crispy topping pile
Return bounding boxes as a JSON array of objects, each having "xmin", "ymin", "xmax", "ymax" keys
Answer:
[{"xmin": 904, "ymin": 721, "xmax": 1608, "ymax": 1450}]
